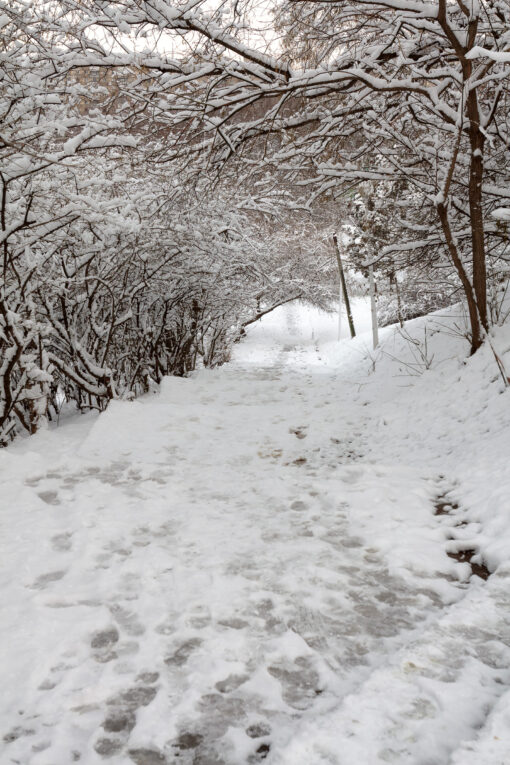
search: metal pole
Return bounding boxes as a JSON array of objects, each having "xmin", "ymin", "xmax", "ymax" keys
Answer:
[
  {"xmin": 368, "ymin": 264, "xmax": 379, "ymax": 349},
  {"xmin": 337, "ymin": 276, "xmax": 343, "ymax": 340}
]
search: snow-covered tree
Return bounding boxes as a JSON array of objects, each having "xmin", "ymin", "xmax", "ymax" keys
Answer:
[
  {"xmin": 67, "ymin": 0, "xmax": 510, "ymax": 353},
  {"xmin": 7, "ymin": 0, "xmax": 510, "ymax": 441},
  {"xmin": 0, "ymin": 4, "xmax": 125, "ymax": 441}
]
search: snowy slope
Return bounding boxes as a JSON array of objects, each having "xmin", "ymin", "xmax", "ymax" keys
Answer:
[{"xmin": 1, "ymin": 299, "xmax": 510, "ymax": 765}]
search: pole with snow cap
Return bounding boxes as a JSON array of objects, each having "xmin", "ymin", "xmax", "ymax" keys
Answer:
[
  {"xmin": 368, "ymin": 264, "xmax": 379, "ymax": 350},
  {"xmin": 337, "ymin": 277, "xmax": 342, "ymax": 341}
]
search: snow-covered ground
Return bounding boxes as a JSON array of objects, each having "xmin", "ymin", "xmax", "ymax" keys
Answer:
[{"xmin": 2, "ymin": 298, "xmax": 510, "ymax": 765}]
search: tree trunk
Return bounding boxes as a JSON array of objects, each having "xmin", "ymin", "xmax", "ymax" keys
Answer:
[
  {"xmin": 333, "ymin": 233, "xmax": 356, "ymax": 339},
  {"xmin": 436, "ymin": 201, "xmax": 482, "ymax": 353},
  {"xmin": 467, "ymin": 89, "xmax": 488, "ymax": 332}
]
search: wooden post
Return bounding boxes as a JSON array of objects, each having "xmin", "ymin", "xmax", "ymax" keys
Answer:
[{"xmin": 333, "ymin": 233, "xmax": 356, "ymax": 339}]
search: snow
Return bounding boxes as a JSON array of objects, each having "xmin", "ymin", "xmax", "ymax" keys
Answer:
[
  {"xmin": 491, "ymin": 207, "xmax": 510, "ymax": 222},
  {"xmin": 466, "ymin": 46, "xmax": 510, "ymax": 63},
  {"xmin": 2, "ymin": 298, "xmax": 510, "ymax": 764}
]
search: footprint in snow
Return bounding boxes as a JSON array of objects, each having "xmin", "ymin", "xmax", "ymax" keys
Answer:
[
  {"xmin": 3, "ymin": 726, "xmax": 36, "ymax": 744},
  {"xmin": 289, "ymin": 426, "xmax": 308, "ymax": 439},
  {"xmin": 128, "ymin": 748, "xmax": 168, "ymax": 764},
  {"xmin": 246, "ymin": 722, "xmax": 271, "ymax": 738},
  {"xmin": 164, "ymin": 638, "xmax": 202, "ymax": 667},
  {"xmin": 51, "ymin": 532, "xmax": 72, "ymax": 552},
  {"xmin": 267, "ymin": 656, "xmax": 321, "ymax": 710},
  {"xmin": 91, "ymin": 626, "xmax": 119, "ymax": 649},
  {"xmin": 248, "ymin": 742, "xmax": 271, "ymax": 762},
  {"xmin": 91, "ymin": 626, "xmax": 119, "ymax": 663},
  {"xmin": 110, "ymin": 604, "xmax": 145, "ymax": 637},
  {"xmin": 341, "ymin": 468, "xmax": 362, "ymax": 484},
  {"xmin": 37, "ymin": 490, "xmax": 61, "ymax": 505},
  {"xmin": 29, "ymin": 570, "xmax": 66, "ymax": 589},
  {"xmin": 217, "ymin": 617, "xmax": 249, "ymax": 630},
  {"xmin": 215, "ymin": 674, "xmax": 249, "ymax": 693},
  {"xmin": 110, "ymin": 685, "xmax": 159, "ymax": 710},
  {"xmin": 95, "ymin": 682, "xmax": 160, "ymax": 760}
]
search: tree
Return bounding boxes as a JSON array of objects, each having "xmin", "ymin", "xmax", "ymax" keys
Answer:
[
  {"xmin": 70, "ymin": 0, "xmax": 510, "ymax": 353},
  {"xmin": 7, "ymin": 0, "xmax": 509, "ymax": 440},
  {"xmin": 1, "ymin": 1, "xmax": 344, "ymax": 443},
  {"xmin": 0, "ymin": 3, "xmax": 134, "ymax": 441}
]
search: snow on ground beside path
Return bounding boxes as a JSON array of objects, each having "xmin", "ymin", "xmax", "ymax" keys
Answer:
[{"xmin": 1, "ymin": 298, "xmax": 510, "ymax": 765}]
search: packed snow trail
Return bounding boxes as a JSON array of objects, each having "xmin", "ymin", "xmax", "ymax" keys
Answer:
[{"xmin": 2, "ymin": 302, "xmax": 510, "ymax": 765}]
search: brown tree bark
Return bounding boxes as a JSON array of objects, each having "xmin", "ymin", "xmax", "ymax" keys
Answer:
[
  {"xmin": 467, "ymin": 90, "xmax": 488, "ymax": 333},
  {"xmin": 436, "ymin": 201, "xmax": 482, "ymax": 353},
  {"xmin": 333, "ymin": 233, "xmax": 356, "ymax": 338}
]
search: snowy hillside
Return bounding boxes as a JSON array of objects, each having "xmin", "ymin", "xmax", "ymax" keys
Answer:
[{"xmin": 1, "ymin": 300, "xmax": 510, "ymax": 765}]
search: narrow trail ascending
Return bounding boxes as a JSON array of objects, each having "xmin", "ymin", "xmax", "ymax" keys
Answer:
[{"xmin": 1, "ymin": 303, "xmax": 510, "ymax": 765}]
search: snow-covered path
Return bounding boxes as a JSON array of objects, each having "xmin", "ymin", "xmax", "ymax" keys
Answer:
[{"xmin": 2, "ymin": 302, "xmax": 510, "ymax": 765}]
